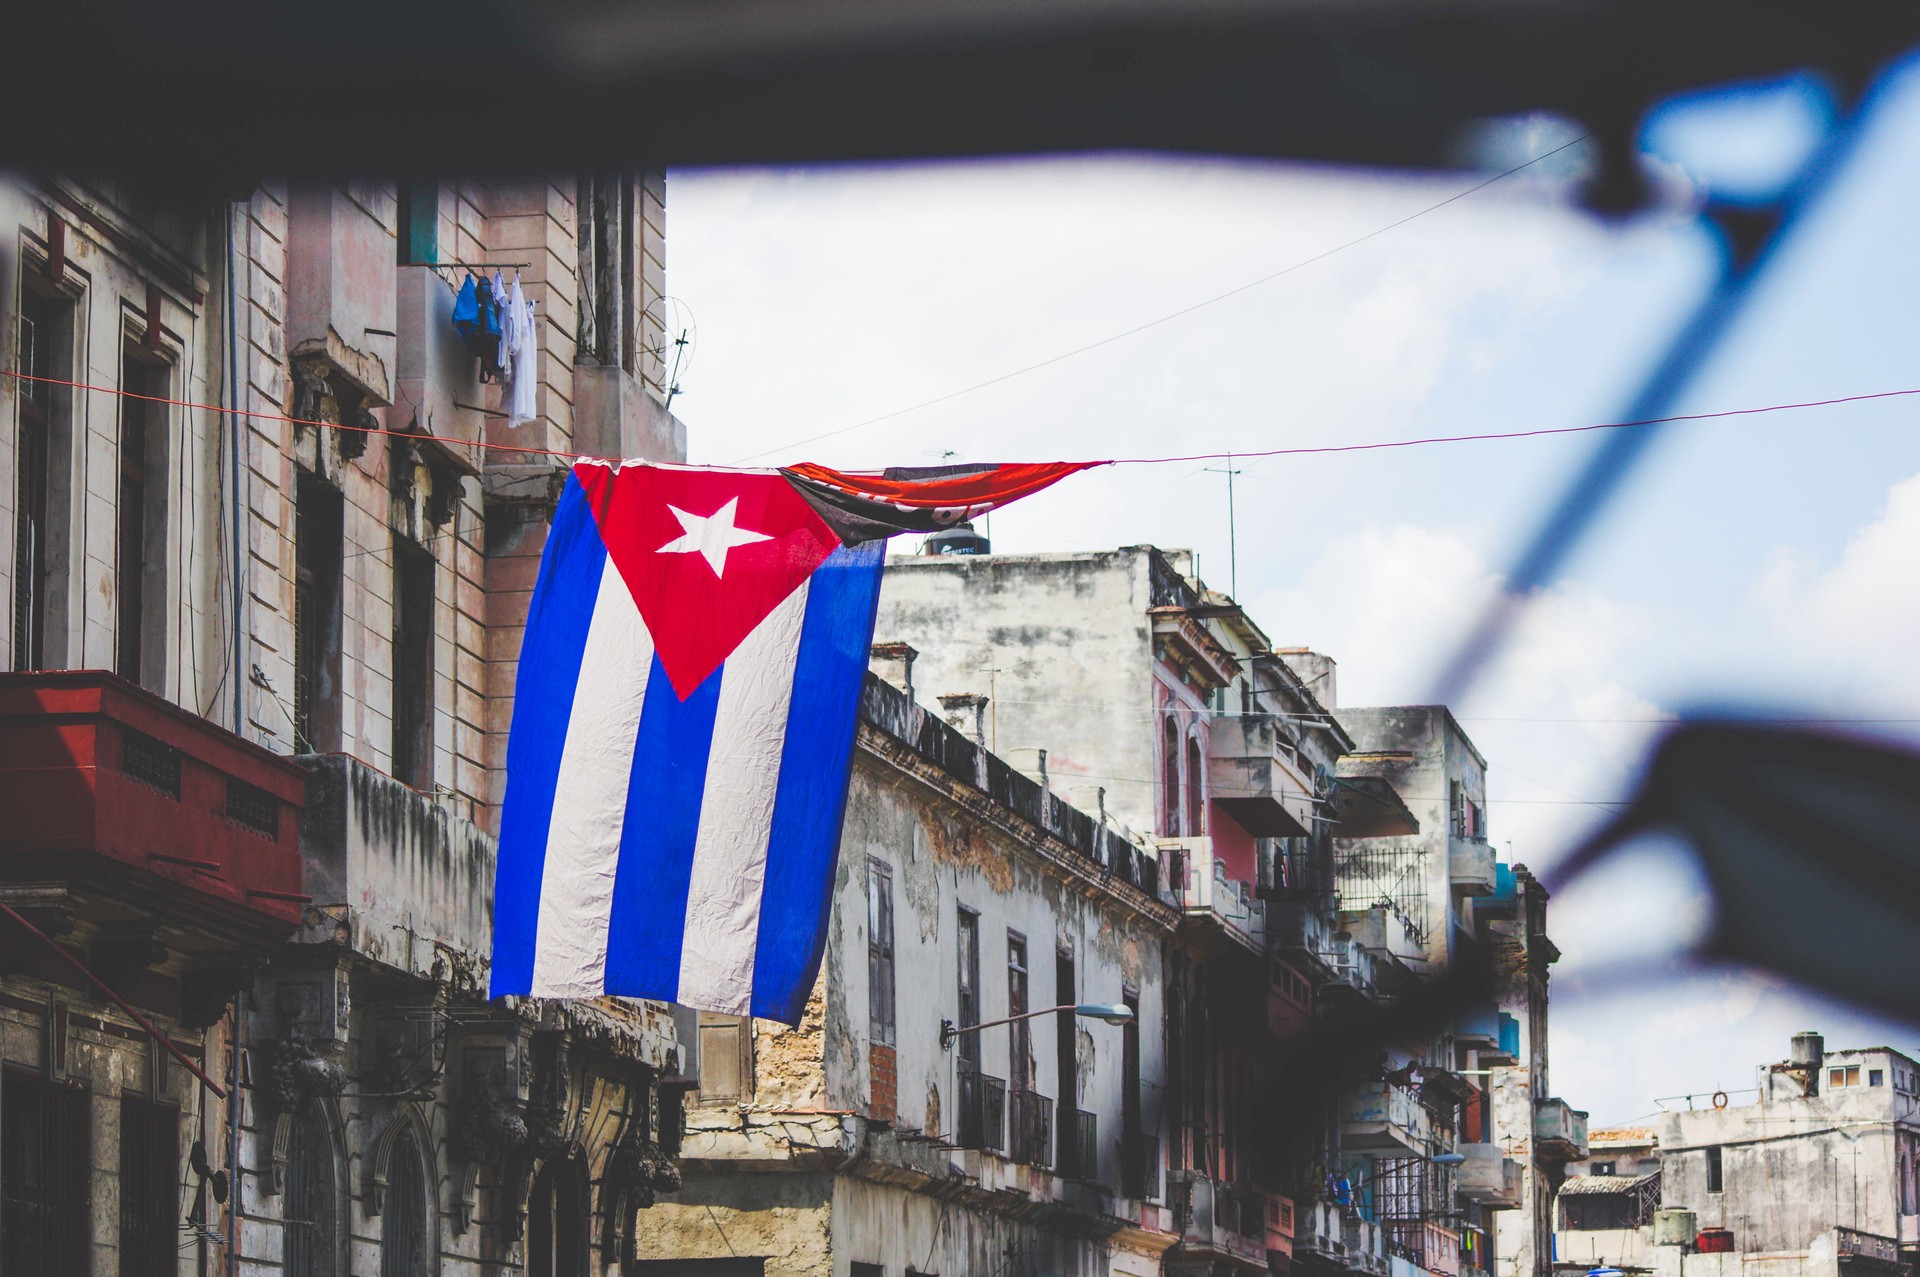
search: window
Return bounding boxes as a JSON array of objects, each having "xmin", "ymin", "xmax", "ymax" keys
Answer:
[
  {"xmin": 1121, "ymin": 987, "xmax": 1143, "ymax": 1195},
  {"xmin": 1870, "ymin": 1069, "xmax": 1885, "ymax": 1087},
  {"xmin": 851, "ymin": 1265, "xmax": 884, "ymax": 1277},
  {"xmin": 955, "ymin": 907, "xmax": 984, "ymax": 1147},
  {"xmin": 13, "ymin": 282, "xmax": 69, "ymax": 672},
  {"xmin": 293, "ymin": 473, "xmax": 343, "ymax": 752},
  {"xmin": 1705, "ymin": 1145, "xmax": 1723, "ymax": 1194},
  {"xmin": 116, "ymin": 341, "xmax": 168, "ymax": 688},
  {"xmin": 380, "ymin": 1128, "xmax": 431, "ymax": 1277},
  {"xmin": 867, "ymin": 858, "xmax": 895, "ymax": 1046},
  {"xmin": 696, "ymin": 1013, "xmax": 753, "ymax": 1104},
  {"xmin": 391, "ymin": 536, "xmax": 435, "ymax": 787},
  {"xmin": 285, "ymin": 1104, "xmax": 340, "ymax": 1277},
  {"xmin": 120, "ymin": 1096, "xmax": 179, "ymax": 1277},
  {"xmin": 396, "ymin": 182, "xmax": 438, "ymax": 266},
  {"xmin": 1, "ymin": 1071, "xmax": 89, "ymax": 1276},
  {"xmin": 1007, "ymin": 932, "xmax": 1031, "ymax": 1094},
  {"xmin": 1055, "ymin": 948, "xmax": 1078, "ymax": 1155},
  {"xmin": 1590, "ymin": 1160, "xmax": 1617, "ymax": 1176},
  {"xmin": 1186, "ymin": 736, "xmax": 1204, "ymax": 834},
  {"xmin": 1830, "ymin": 1065, "xmax": 1861, "ymax": 1088},
  {"xmin": 1162, "ymin": 717, "xmax": 1182, "ymax": 835},
  {"xmin": 527, "ymin": 1152, "xmax": 588, "ymax": 1277}
]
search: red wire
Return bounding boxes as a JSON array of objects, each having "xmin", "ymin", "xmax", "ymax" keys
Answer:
[{"xmin": 4, "ymin": 368, "xmax": 1914, "ymax": 469}]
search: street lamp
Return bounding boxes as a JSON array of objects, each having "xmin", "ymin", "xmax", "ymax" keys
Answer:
[{"xmin": 940, "ymin": 1002, "xmax": 1134, "ymax": 1049}]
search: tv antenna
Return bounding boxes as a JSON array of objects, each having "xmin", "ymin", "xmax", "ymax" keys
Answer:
[
  {"xmin": 1204, "ymin": 451, "xmax": 1242, "ymax": 598},
  {"xmin": 643, "ymin": 296, "xmax": 698, "ymax": 411}
]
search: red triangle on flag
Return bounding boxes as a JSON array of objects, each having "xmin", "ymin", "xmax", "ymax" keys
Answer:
[{"xmin": 574, "ymin": 463, "xmax": 841, "ymax": 698}]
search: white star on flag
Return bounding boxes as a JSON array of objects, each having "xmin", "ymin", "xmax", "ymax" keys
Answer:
[{"xmin": 656, "ymin": 497, "xmax": 774, "ymax": 577}]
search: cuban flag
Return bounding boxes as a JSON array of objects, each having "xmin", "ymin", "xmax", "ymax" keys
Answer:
[{"xmin": 490, "ymin": 461, "xmax": 886, "ymax": 1023}]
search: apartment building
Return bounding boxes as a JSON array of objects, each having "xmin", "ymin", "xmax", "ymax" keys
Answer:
[
  {"xmin": 0, "ymin": 173, "xmax": 684, "ymax": 1275},
  {"xmin": 629, "ymin": 671, "xmax": 1180, "ymax": 1277}
]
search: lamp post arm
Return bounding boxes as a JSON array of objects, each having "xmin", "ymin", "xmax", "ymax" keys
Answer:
[{"xmin": 942, "ymin": 1004, "xmax": 1076, "ymax": 1048}]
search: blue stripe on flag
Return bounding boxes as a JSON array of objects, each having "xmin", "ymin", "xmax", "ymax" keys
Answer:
[
  {"xmin": 602, "ymin": 657, "xmax": 725, "ymax": 997},
  {"xmin": 749, "ymin": 539, "xmax": 888, "ymax": 1022},
  {"xmin": 491, "ymin": 476, "xmax": 606, "ymax": 997}
]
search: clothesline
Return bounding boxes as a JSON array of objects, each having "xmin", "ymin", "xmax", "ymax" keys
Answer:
[{"xmin": 1, "ymin": 368, "xmax": 1914, "ymax": 469}]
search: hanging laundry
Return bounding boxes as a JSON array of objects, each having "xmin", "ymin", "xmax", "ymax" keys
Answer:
[
  {"xmin": 507, "ymin": 275, "xmax": 538, "ymax": 426},
  {"xmin": 452, "ymin": 273, "xmax": 480, "ymax": 342},
  {"xmin": 473, "ymin": 274, "xmax": 505, "ymax": 381},
  {"xmin": 492, "ymin": 270, "xmax": 513, "ymax": 383}
]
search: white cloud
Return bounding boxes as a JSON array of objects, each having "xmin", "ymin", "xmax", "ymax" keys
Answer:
[
  {"xmin": 1749, "ymin": 469, "xmax": 1920, "ymax": 708},
  {"xmin": 1250, "ymin": 520, "xmax": 1666, "ymax": 860}
]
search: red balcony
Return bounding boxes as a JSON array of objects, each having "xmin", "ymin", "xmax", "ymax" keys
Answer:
[{"xmin": 0, "ymin": 672, "xmax": 306, "ymax": 948}]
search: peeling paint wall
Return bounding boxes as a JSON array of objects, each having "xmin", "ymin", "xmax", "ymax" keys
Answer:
[{"xmin": 875, "ymin": 549, "xmax": 1162, "ymax": 837}]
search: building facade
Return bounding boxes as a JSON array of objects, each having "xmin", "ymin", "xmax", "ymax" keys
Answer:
[
  {"xmin": 0, "ymin": 172, "xmax": 686, "ymax": 1274},
  {"xmin": 869, "ymin": 543, "xmax": 1583, "ymax": 1277},
  {"xmin": 630, "ymin": 670, "xmax": 1181, "ymax": 1277},
  {"xmin": 1652, "ymin": 1033, "xmax": 1920, "ymax": 1277},
  {"xmin": 1555, "ymin": 1127, "xmax": 1661, "ymax": 1273}
]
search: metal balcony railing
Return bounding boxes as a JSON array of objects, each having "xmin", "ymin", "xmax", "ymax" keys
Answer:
[
  {"xmin": 1060, "ymin": 1108, "xmax": 1099, "ymax": 1183},
  {"xmin": 956, "ymin": 1067, "xmax": 1007, "ymax": 1152},
  {"xmin": 1008, "ymin": 1089, "xmax": 1054, "ymax": 1168}
]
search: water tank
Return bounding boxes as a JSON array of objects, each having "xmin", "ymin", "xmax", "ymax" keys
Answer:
[
  {"xmin": 1791, "ymin": 1031, "xmax": 1824, "ymax": 1068},
  {"xmin": 1696, "ymin": 1228, "xmax": 1735, "ymax": 1254},
  {"xmin": 1652, "ymin": 1210, "xmax": 1698, "ymax": 1247},
  {"xmin": 921, "ymin": 522, "xmax": 990, "ymax": 555}
]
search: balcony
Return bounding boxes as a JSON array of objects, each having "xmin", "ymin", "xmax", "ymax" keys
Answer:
[
  {"xmin": 1008, "ymin": 1089, "xmax": 1055, "ymax": 1169},
  {"xmin": 1455, "ymin": 1145, "xmax": 1522, "ymax": 1209},
  {"xmin": 1476, "ymin": 862, "xmax": 1520, "ymax": 919},
  {"xmin": 1168, "ymin": 1170, "xmax": 1271, "ymax": 1271},
  {"xmin": 1448, "ymin": 837, "xmax": 1497, "ymax": 897},
  {"xmin": 1159, "ymin": 836, "xmax": 1266, "ymax": 953},
  {"xmin": 1534, "ymin": 1097, "xmax": 1590, "ymax": 1161},
  {"xmin": 1061, "ymin": 1107, "xmax": 1099, "ymax": 1183},
  {"xmin": 0, "ymin": 672, "xmax": 307, "ymax": 961},
  {"xmin": 1454, "ymin": 1003, "xmax": 1502, "ymax": 1052},
  {"xmin": 957, "ymin": 1067, "xmax": 1006, "ymax": 1152},
  {"xmin": 1343, "ymin": 1083, "xmax": 1433, "ymax": 1154},
  {"xmin": 1208, "ymin": 714, "xmax": 1315, "ymax": 837},
  {"xmin": 297, "ymin": 754, "xmax": 495, "ymax": 986}
]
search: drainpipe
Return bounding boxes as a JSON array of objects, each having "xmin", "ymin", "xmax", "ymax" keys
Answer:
[
  {"xmin": 228, "ymin": 988, "xmax": 245, "ymax": 1277},
  {"xmin": 225, "ymin": 200, "xmax": 245, "ymax": 738}
]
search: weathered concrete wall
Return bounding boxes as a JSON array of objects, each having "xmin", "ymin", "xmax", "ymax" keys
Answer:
[
  {"xmin": 1661, "ymin": 1050, "xmax": 1919, "ymax": 1252},
  {"xmin": 874, "ymin": 549, "xmax": 1162, "ymax": 836}
]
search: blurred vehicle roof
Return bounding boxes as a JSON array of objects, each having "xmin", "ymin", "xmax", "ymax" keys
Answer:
[{"xmin": 17, "ymin": 0, "xmax": 1920, "ymax": 183}]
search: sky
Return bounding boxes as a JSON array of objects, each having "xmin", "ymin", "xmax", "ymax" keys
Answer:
[{"xmin": 660, "ymin": 52, "xmax": 1920, "ymax": 1126}]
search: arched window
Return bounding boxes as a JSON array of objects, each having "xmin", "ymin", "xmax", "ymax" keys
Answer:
[
  {"xmin": 1186, "ymin": 736, "xmax": 1205, "ymax": 835},
  {"xmin": 285, "ymin": 1105, "xmax": 340, "ymax": 1277},
  {"xmin": 1163, "ymin": 717, "xmax": 1182, "ymax": 836},
  {"xmin": 381, "ymin": 1129, "xmax": 432, "ymax": 1277},
  {"xmin": 526, "ymin": 1154, "xmax": 589, "ymax": 1277}
]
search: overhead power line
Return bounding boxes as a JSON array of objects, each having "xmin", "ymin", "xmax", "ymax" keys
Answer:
[{"xmin": 730, "ymin": 132, "xmax": 1595, "ymax": 463}]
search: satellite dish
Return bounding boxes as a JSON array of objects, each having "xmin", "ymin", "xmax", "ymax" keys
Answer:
[{"xmin": 642, "ymin": 296, "xmax": 697, "ymax": 410}]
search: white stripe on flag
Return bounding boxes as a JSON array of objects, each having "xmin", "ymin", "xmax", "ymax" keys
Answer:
[
  {"xmin": 531, "ymin": 557, "xmax": 655, "ymax": 997},
  {"xmin": 675, "ymin": 578, "xmax": 812, "ymax": 1014}
]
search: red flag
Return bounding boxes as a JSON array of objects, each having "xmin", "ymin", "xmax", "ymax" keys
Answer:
[{"xmin": 780, "ymin": 460, "xmax": 1107, "ymax": 544}]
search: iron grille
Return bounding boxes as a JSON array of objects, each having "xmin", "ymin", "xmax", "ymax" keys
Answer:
[
  {"xmin": 1064, "ymin": 1108, "xmax": 1099, "ymax": 1183},
  {"xmin": 981, "ymin": 1075, "xmax": 1007, "ymax": 1154},
  {"xmin": 120, "ymin": 729, "xmax": 182, "ymax": 798},
  {"xmin": 1, "ymin": 1072, "xmax": 89, "ymax": 1276},
  {"xmin": 119, "ymin": 1097, "xmax": 179, "ymax": 1277},
  {"xmin": 1009, "ymin": 1090, "xmax": 1054, "ymax": 1168},
  {"xmin": 225, "ymin": 778, "xmax": 280, "ymax": 839}
]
